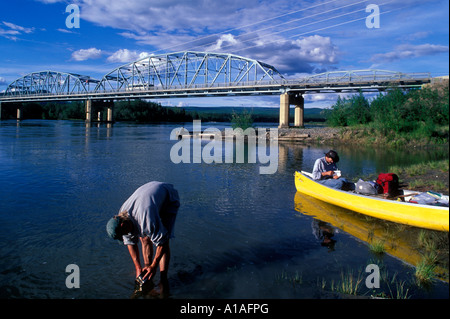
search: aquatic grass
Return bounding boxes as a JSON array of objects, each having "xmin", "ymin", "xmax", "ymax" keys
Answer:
[
  {"xmin": 417, "ymin": 230, "xmax": 427, "ymax": 247},
  {"xmin": 415, "ymin": 259, "xmax": 436, "ymax": 285},
  {"xmin": 368, "ymin": 240, "xmax": 386, "ymax": 255},
  {"xmin": 387, "ymin": 279, "xmax": 411, "ymax": 299},
  {"xmin": 418, "ymin": 230, "xmax": 440, "ymax": 253},
  {"xmin": 422, "ymin": 251, "xmax": 439, "ymax": 266},
  {"xmin": 317, "ymin": 277, "xmax": 327, "ymax": 290},
  {"xmin": 275, "ymin": 270, "xmax": 303, "ymax": 286},
  {"xmin": 335, "ymin": 270, "xmax": 363, "ymax": 295},
  {"xmin": 291, "ymin": 271, "xmax": 303, "ymax": 285}
]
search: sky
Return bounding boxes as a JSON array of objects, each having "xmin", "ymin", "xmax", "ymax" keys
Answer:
[{"xmin": 0, "ymin": 0, "xmax": 448, "ymax": 108}]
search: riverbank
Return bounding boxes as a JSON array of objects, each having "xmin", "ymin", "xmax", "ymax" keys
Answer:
[
  {"xmin": 278, "ymin": 126, "xmax": 449, "ymax": 195},
  {"xmin": 278, "ymin": 125, "xmax": 449, "ymax": 147}
]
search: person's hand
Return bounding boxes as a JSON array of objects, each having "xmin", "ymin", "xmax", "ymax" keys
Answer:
[
  {"xmin": 142, "ymin": 264, "xmax": 157, "ymax": 281},
  {"xmin": 333, "ymin": 174, "xmax": 339, "ymax": 179},
  {"xmin": 135, "ymin": 266, "xmax": 143, "ymax": 279}
]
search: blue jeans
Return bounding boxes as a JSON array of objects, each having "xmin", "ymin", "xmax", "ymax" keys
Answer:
[{"xmin": 318, "ymin": 178, "xmax": 354, "ymax": 190}]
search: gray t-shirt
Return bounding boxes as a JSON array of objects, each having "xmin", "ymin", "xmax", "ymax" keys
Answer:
[
  {"xmin": 312, "ymin": 157, "xmax": 338, "ymax": 180},
  {"xmin": 120, "ymin": 182, "xmax": 180, "ymax": 246}
]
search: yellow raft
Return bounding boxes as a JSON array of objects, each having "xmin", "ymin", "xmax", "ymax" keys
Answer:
[{"xmin": 294, "ymin": 171, "xmax": 449, "ymax": 232}]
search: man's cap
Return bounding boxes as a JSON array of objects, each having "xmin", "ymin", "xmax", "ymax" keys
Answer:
[
  {"xmin": 106, "ymin": 217, "xmax": 123, "ymax": 242},
  {"xmin": 325, "ymin": 150, "xmax": 340, "ymax": 163}
]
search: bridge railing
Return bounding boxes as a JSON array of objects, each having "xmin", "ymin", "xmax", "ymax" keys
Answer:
[{"xmin": 1, "ymin": 72, "xmax": 431, "ymax": 100}]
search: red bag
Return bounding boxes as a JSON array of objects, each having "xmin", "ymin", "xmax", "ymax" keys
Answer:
[{"xmin": 376, "ymin": 173, "xmax": 399, "ymax": 195}]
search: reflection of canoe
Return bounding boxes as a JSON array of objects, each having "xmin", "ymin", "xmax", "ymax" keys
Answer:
[
  {"xmin": 294, "ymin": 192, "xmax": 448, "ymax": 282},
  {"xmin": 294, "ymin": 171, "xmax": 449, "ymax": 232}
]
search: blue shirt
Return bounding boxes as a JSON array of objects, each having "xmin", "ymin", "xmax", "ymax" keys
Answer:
[{"xmin": 312, "ymin": 157, "xmax": 338, "ymax": 180}]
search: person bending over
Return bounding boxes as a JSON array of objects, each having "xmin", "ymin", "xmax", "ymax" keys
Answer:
[{"xmin": 106, "ymin": 181, "xmax": 180, "ymax": 292}]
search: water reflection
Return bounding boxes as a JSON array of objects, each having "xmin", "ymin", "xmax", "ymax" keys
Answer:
[
  {"xmin": 311, "ymin": 220, "xmax": 337, "ymax": 252},
  {"xmin": 294, "ymin": 192, "xmax": 449, "ymax": 282},
  {"xmin": 1, "ymin": 120, "xmax": 448, "ymax": 298}
]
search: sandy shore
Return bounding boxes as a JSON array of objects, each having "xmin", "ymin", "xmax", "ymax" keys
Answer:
[{"xmin": 277, "ymin": 126, "xmax": 341, "ymax": 143}]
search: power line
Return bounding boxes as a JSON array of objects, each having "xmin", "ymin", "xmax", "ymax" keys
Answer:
[
  {"xmin": 151, "ymin": 0, "xmax": 349, "ymax": 54},
  {"xmin": 199, "ymin": 2, "xmax": 375, "ymax": 53},
  {"xmin": 232, "ymin": 4, "xmax": 402, "ymax": 55}
]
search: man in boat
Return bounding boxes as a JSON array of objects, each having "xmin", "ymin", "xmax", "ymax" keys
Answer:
[
  {"xmin": 106, "ymin": 181, "xmax": 180, "ymax": 295},
  {"xmin": 312, "ymin": 150, "xmax": 354, "ymax": 190}
]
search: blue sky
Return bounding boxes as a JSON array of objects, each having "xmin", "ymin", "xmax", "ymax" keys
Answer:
[{"xmin": 0, "ymin": 0, "xmax": 448, "ymax": 108}]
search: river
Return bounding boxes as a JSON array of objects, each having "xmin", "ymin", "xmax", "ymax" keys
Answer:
[{"xmin": 0, "ymin": 119, "xmax": 448, "ymax": 299}]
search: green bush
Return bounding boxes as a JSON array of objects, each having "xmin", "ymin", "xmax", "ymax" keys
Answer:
[
  {"xmin": 230, "ymin": 109, "xmax": 254, "ymax": 130},
  {"xmin": 326, "ymin": 82, "xmax": 449, "ymax": 141}
]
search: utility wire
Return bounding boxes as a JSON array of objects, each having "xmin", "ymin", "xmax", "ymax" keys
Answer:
[
  {"xmin": 152, "ymin": 0, "xmax": 359, "ymax": 54},
  {"xmin": 192, "ymin": 2, "xmax": 375, "ymax": 53},
  {"xmin": 232, "ymin": 4, "xmax": 403, "ymax": 55}
]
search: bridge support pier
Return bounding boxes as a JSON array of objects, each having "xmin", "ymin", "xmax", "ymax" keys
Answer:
[
  {"xmin": 85, "ymin": 99, "xmax": 92, "ymax": 123},
  {"xmin": 279, "ymin": 93, "xmax": 290, "ymax": 128},
  {"xmin": 17, "ymin": 106, "xmax": 22, "ymax": 121},
  {"xmin": 107, "ymin": 105, "xmax": 114, "ymax": 123},
  {"xmin": 279, "ymin": 93, "xmax": 304, "ymax": 128},
  {"xmin": 293, "ymin": 94, "xmax": 304, "ymax": 127}
]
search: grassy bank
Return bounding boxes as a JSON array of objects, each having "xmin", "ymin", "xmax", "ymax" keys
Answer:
[
  {"xmin": 388, "ymin": 159, "xmax": 449, "ymax": 194},
  {"xmin": 325, "ymin": 79, "xmax": 449, "ymax": 147},
  {"xmin": 335, "ymin": 125, "xmax": 449, "ymax": 148},
  {"xmin": 360, "ymin": 159, "xmax": 449, "ymax": 194}
]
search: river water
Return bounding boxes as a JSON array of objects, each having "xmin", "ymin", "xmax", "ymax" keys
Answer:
[{"xmin": 0, "ymin": 119, "xmax": 448, "ymax": 299}]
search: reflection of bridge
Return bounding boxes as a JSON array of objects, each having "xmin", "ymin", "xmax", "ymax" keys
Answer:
[{"xmin": 0, "ymin": 51, "xmax": 431, "ymax": 127}]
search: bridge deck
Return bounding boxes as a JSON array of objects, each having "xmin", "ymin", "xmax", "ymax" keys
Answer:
[{"xmin": 0, "ymin": 77, "xmax": 430, "ymax": 103}]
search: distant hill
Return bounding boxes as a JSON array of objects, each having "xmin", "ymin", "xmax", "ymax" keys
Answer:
[{"xmin": 172, "ymin": 106, "xmax": 327, "ymax": 122}]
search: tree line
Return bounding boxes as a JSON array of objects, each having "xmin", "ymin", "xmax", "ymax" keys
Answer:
[
  {"xmin": 324, "ymin": 81, "xmax": 449, "ymax": 141},
  {"xmin": 0, "ymin": 100, "xmax": 193, "ymax": 122},
  {"xmin": 1, "ymin": 99, "xmax": 326, "ymax": 123}
]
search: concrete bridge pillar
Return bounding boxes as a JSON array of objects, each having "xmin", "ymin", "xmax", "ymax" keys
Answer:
[
  {"xmin": 279, "ymin": 93, "xmax": 304, "ymax": 128},
  {"xmin": 85, "ymin": 99, "xmax": 92, "ymax": 123},
  {"xmin": 279, "ymin": 93, "xmax": 290, "ymax": 128},
  {"xmin": 17, "ymin": 106, "xmax": 22, "ymax": 121},
  {"xmin": 106, "ymin": 101, "xmax": 114, "ymax": 123},
  {"xmin": 292, "ymin": 94, "xmax": 304, "ymax": 127}
]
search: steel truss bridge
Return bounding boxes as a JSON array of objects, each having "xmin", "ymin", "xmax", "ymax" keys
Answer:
[{"xmin": 1, "ymin": 51, "xmax": 431, "ymax": 103}]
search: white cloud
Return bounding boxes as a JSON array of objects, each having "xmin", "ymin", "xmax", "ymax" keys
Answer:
[
  {"xmin": 2, "ymin": 22, "xmax": 34, "ymax": 34},
  {"xmin": 371, "ymin": 43, "xmax": 449, "ymax": 63},
  {"xmin": 0, "ymin": 21, "xmax": 34, "ymax": 40},
  {"xmin": 57, "ymin": 28, "xmax": 77, "ymax": 34},
  {"xmin": 106, "ymin": 49, "xmax": 151, "ymax": 63},
  {"xmin": 75, "ymin": 0, "xmax": 262, "ymax": 33},
  {"xmin": 71, "ymin": 48, "xmax": 103, "ymax": 61},
  {"xmin": 206, "ymin": 34, "xmax": 239, "ymax": 51},
  {"xmin": 0, "ymin": 76, "xmax": 6, "ymax": 85},
  {"xmin": 32, "ymin": 0, "xmax": 343, "ymax": 75},
  {"xmin": 238, "ymin": 34, "xmax": 340, "ymax": 74}
]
